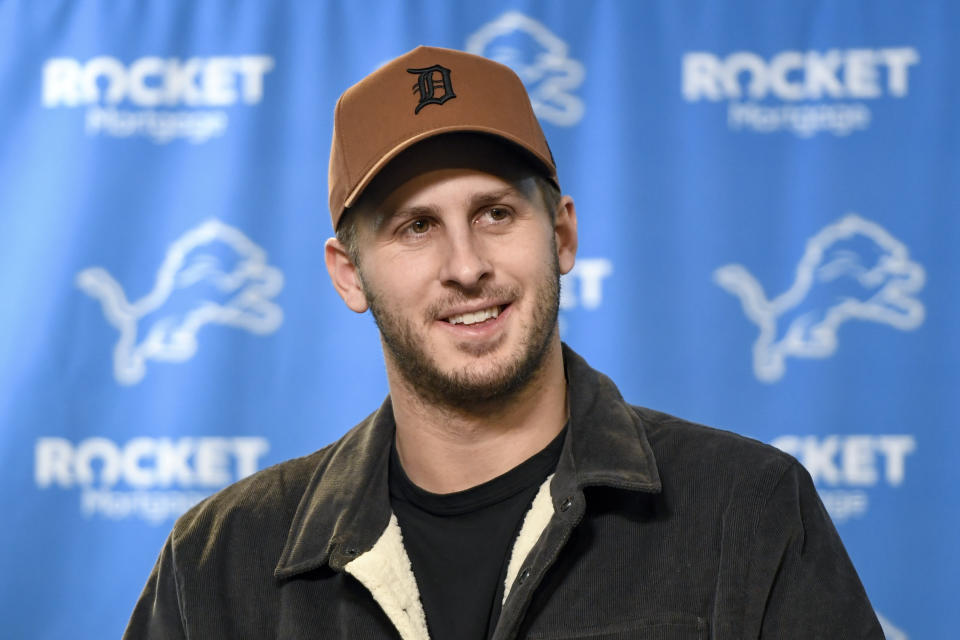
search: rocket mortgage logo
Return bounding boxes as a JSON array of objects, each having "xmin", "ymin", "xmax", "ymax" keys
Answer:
[
  {"xmin": 35, "ymin": 435, "xmax": 270, "ymax": 524},
  {"xmin": 682, "ymin": 46, "xmax": 919, "ymax": 137},
  {"xmin": 43, "ymin": 54, "xmax": 275, "ymax": 143}
]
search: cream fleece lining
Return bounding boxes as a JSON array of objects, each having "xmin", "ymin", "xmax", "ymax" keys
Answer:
[
  {"xmin": 345, "ymin": 477, "xmax": 555, "ymax": 638},
  {"xmin": 502, "ymin": 474, "xmax": 555, "ymax": 603},
  {"xmin": 344, "ymin": 514, "xmax": 430, "ymax": 640}
]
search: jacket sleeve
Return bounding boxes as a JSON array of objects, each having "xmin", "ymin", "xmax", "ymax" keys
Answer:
[
  {"xmin": 123, "ymin": 535, "xmax": 188, "ymax": 640},
  {"xmin": 745, "ymin": 461, "xmax": 884, "ymax": 639}
]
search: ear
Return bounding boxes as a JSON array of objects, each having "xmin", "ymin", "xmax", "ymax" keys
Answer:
[
  {"xmin": 324, "ymin": 238, "xmax": 369, "ymax": 313},
  {"xmin": 554, "ymin": 195, "xmax": 578, "ymax": 275}
]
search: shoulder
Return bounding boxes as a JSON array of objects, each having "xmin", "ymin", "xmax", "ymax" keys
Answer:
[
  {"xmin": 631, "ymin": 405, "xmax": 807, "ymax": 503},
  {"xmin": 170, "ymin": 402, "xmax": 390, "ymax": 539},
  {"xmin": 163, "ymin": 400, "xmax": 390, "ymax": 565},
  {"xmin": 633, "ymin": 405, "xmax": 796, "ymax": 468},
  {"xmin": 168, "ymin": 443, "xmax": 334, "ymax": 552}
]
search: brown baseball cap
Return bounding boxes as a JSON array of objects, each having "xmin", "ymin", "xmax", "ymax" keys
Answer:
[{"xmin": 328, "ymin": 45, "xmax": 558, "ymax": 229}]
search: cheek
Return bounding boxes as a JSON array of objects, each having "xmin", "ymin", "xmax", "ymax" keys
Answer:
[
  {"xmin": 511, "ymin": 234, "xmax": 557, "ymax": 272},
  {"xmin": 364, "ymin": 259, "xmax": 434, "ymax": 307},
  {"xmin": 495, "ymin": 254, "xmax": 555, "ymax": 301}
]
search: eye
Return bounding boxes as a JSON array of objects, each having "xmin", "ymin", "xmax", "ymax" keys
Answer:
[
  {"xmin": 405, "ymin": 218, "xmax": 432, "ymax": 235},
  {"xmin": 478, "ymin": 207, "xmax": 511, "ymax": 225}
]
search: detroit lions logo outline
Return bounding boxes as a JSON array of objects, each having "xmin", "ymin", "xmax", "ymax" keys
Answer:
[
  {"xmin": 75, "ymin": 219, "xmax": 284, "ymax": 385},
  {"xmin": 407, "ymin": 64, "xmax": 456, "ymax": 113}
]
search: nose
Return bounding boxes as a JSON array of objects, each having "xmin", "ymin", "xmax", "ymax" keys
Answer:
[{"xmin": 439, "ymin": 225, "xmax": 491, "ymax": 290}]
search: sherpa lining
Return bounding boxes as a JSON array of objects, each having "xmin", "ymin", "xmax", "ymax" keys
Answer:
[
  {"xmin": 503, "ymin": 474, "xmax": 555, "ymax": 603},
  {"xmin": 344, "ymin": 514, "xmax": 430, "ymax": 640}
]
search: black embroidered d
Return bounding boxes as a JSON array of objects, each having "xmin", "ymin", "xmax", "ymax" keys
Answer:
[{"xmin": 407, "ymin": 64, "xmax": 456, "ymax": 114}]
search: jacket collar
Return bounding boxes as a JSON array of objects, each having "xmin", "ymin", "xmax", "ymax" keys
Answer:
[
  {"xmin": 274, "ymin": 398, "xmax": 395, "ymax": 578},
  {"xmin": 275, "ymin": 343, "xmax": 661, "ymax": 579},
  {"xmin": 554, "ymin": 343, "xmax": 661, "ymax": 498}
]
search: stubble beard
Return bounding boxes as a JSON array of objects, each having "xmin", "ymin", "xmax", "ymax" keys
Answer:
[{"xmin": 363, "ymin": 257, "xmax": 561, "ymax": 412}]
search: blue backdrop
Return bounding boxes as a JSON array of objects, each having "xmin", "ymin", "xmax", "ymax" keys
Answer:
[{"xmin": 1, "ymin": 2, "xmax": 956, "ymax": 638}]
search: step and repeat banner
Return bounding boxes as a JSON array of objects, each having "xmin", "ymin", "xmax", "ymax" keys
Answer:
[{"xmin": 1, "ymin": 2, "xmax": 956, "ymax": 638}]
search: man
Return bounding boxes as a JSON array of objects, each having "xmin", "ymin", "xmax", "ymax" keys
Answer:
[{"xmin": 125, "ymin": 46, "xmax": 883, "ymax": 639}]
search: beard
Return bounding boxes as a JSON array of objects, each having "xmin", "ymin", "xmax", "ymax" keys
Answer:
[{"xmin": 363, "ymin": 255, "xmax": 561, "ymax": 411}]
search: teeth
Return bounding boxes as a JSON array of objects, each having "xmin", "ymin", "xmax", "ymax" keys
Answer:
[{"xmin": 446, "ymin": 306, "xmax": 500, "ymax": 325}]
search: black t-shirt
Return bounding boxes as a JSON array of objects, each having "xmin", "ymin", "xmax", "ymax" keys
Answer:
[{"xmin": 389, "ymin": 428, "xmax": 566, "ymax": 640}]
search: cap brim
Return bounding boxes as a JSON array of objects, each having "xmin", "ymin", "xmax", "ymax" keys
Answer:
[{"xmin": 342, "ymin": 125, "xmax": 558, "ymax": 210}]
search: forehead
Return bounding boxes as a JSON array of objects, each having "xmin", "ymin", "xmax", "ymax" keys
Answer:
[{"xmin": 349, "ymin": 134, "xmax": 544, "ymax": 223}]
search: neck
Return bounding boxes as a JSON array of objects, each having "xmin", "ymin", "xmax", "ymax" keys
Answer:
[{"xmin": 386, "ymin": 339, "xmax": 568, "ymax": 494}]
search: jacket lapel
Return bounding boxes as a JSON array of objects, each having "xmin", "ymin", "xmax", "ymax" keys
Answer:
[{"xmin": 273, "ymin": 345, "xmax": 663, "ymax": 640}]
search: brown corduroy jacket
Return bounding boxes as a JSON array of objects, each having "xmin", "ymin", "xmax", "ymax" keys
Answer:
[{"xmin": 124, "ymin": 345, "xmax": 883, "ymax": 639}]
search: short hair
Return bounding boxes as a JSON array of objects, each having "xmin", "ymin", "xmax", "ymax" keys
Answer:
[{"xmin": 335, "ymin": 172, "xmax": 561, "ymax": 267}]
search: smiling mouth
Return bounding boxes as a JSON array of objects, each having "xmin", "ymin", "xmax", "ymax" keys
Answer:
[{"xmin": 444, "ymin": 305, "xmax": 507, "ymax": 326}]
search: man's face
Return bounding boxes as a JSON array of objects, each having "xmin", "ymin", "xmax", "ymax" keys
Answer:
[{"xmin": 339, "ymin": 139, "xmax": 575, "ymax": 409}]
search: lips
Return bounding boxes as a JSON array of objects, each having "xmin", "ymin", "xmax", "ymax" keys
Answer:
[{"xmin": 445, "ymin": 305, "xmax": 502, "ymax": 326}]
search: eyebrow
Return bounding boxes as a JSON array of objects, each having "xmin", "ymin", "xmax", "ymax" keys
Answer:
[
  {"xmin": 467, "ymin": 187, "xmax": 523, "ymax": 210},
  {"xmin": 370, "ymin": 204, "xmax": 433, "ymax": 233}
]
